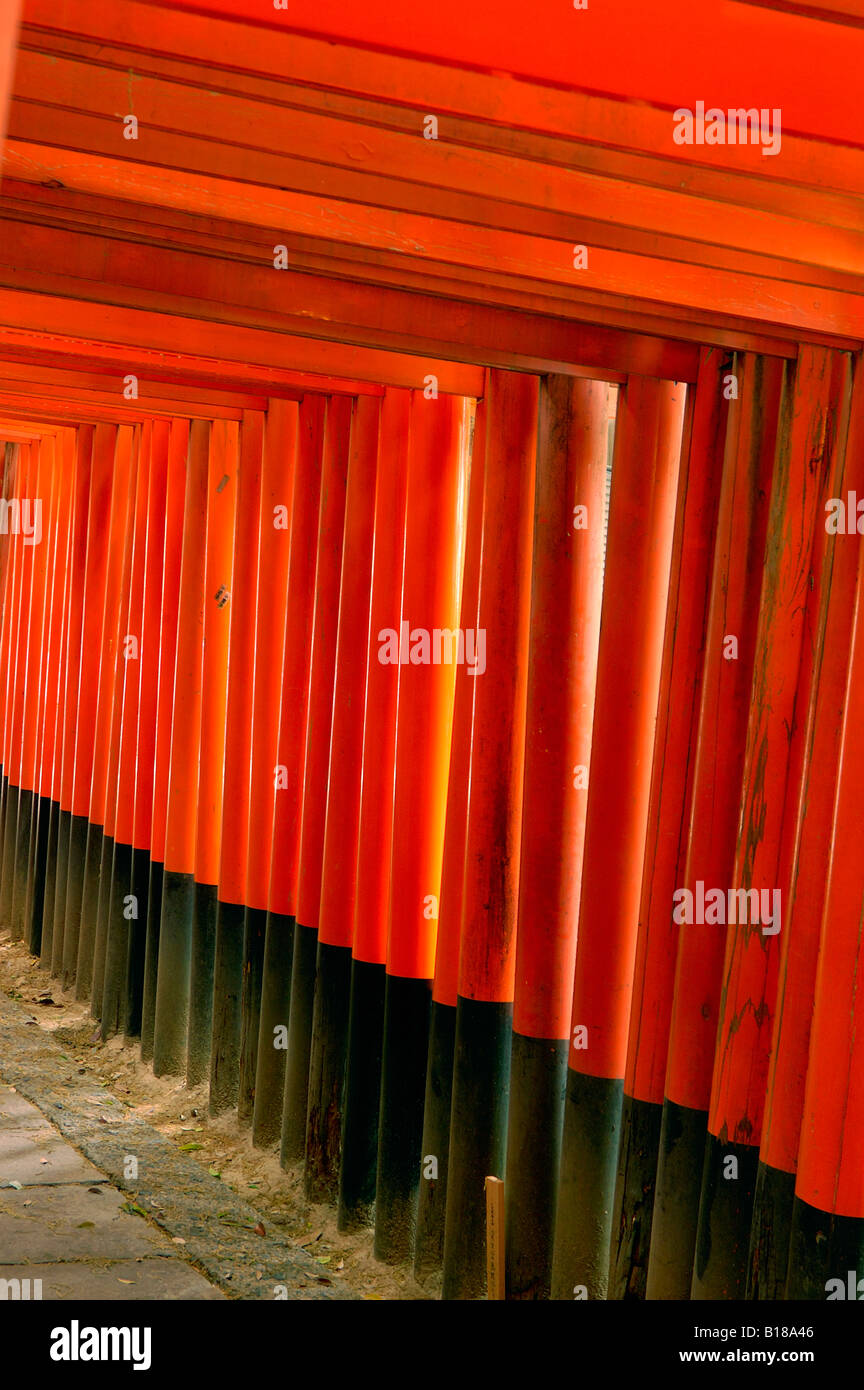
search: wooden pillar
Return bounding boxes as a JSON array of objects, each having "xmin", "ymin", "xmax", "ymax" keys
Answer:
[
  {"xmin": 238, "ymin": 401, "xmax": 297, "ymax": 1124},
  {"xmin": 441, "ymin": 369, "xmax": 538, "ymax": 1301},
  {"xmin": 375, "ymin": 391, "xmax": 470, "ymax": 1262},
  {"xmin": 305, "ymin": 395, "xmax": 379, "ymax": 1200},
  {"xmin": 693, "ymin": 346, "xmax": 850, "ymax": 1299},
  {"xmin": 252, "ymin": 399, "xmax": 324, "ymax": 1143},
  {"xmin": 186, "ymin": 419, "xmax": 238, "ymax": 1085},
  {"xmin": 280, "ymin": 397, "xmax": 351, "ymax": 1166},
  {"xmin": 337, "ymin": 388, "xmax": 409, "ymax": 1225},
  {"xmin": 609, "ymin": 352, "xmax": 726, "ymax": 1300},
  {"xmin": 505, "ymin": 375, "xmax": 610, "ymax": 1300},
  {"xmin": 551, "ymin": 376, "xmax": 684, "ymax": 1301},
  {"xmin": 646, "ymin": 354, "xmax": 782, "ymax": 1300},
  {"xmin": 749, "ymin": 356, "xmax": 858, "ymax": 1298}
]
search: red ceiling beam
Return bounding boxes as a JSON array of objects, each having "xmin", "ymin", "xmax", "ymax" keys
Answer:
[
  {"xmin": 9, "ymin": 49, "xmax": 862, "ymax": 280},
  {"xmin": 0, "ymin": 360, "xmax": 273, "ymax": 411},
  {"xmin": 20, "ymin": 2, "xmax": 864, "ymax": 198},
  {"xmin": 130, "ymin": 0, "xmax": 864, "ymax": 150},
  {"xmin": 0, "ymin": 333, "xmax": 382, "ymax": 398},
  {"xmin": 0, "ymin": 181, "xmax": 814, "ymax": 360},
  {"xmin": 4, "ymin": 147, "xmax": 860, "ymax": 342},
  {"xmin": 0, "ymin": 288, "xmax": 487, "ymax": 395},
  {"xmin": 0, "ymin": 0, "xmax": 21, "ymax": 151}
]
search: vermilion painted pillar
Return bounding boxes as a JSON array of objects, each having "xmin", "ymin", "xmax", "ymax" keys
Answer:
[
  {"xmin": 505, "ymin": 375, "xmax": 610, "ymax": 1301},
  {"xmin": 0, "ymin": 441, "xmax": 27, "ymax": 933},
  {"xmin": 101, "ymin": 422, "xmax": 152, "ymax": 1037},
  {"xmin": 414, "ymin": 399, "xmax": 486, "ymax": 1286},
  {"xmin": 238, "ymin": 401, "xmax": 298, "ymax": 1126},
  {"xmin": 337, "ymin": 388, "xmax": 409, "ymax": 1225},
  {"xmin": 441, "ymin": 369, "xmax": 538, "ymax": 1301},
  {"xmin": 126, "ymin": 418, "xmax": 171, "ymax": 1040},
  {"xmin": 50, "ymin": 426, "xmax": 93, "ymax": 977},
  {"xmin": 749, "ymin": 358, "xmax": 858, "ymax": 1299},
  {"xmin": 209, "ymin": 410, "xmax": 263, "ymax": 1110},
  {"xmin": 0, "ymin": 442, "xmax": 21, "ymax": 884},
  {"xmin": 550, "ymin": 376, "xmax": 684, "ymax": 1302},
  {"xmin": 646, "ymin": 355, "xmax": 781, "ymax": 1300},
  {"xmin": 11, "ymin": 437, "xmax": 49, "ymax": 944},
  {"xmin": 787, "ymin": 444, "xmax": 864, "ymax": 1294},
  {"xmin": 693, "ymin": 346, "xmax": 849, "ymax": 1300},
  {"xmin": 25, "ymin": 435, "xmax": 61, "ymax": 954},
  {"xmin": 281, "ymin": 396, "xmax": 351, "ymax": 1167},
  {"xmin": 5, "ymin": 440, "xmax": 38, "ymax": 939},
  {"xmin": 305, "ymin": 395, "xmax": 380, "ymax": 1201},
  {"xmin": 139, "ymin": 420, "xmax": 188, "ymax": 1057},
  {"xmin": 78, "ymin": 426, "xmax": 137, "ymax": 999},
  {"xmin": 608, "ymin": 352, "xmax": 727, "ymax": 1301},
  {"xmin": 38, "ymin": 431, "xmax": 76, "ymax": 970},
  {"xmin": 207, "ymin": 411, "xmax": 263, "ymax": 1110},
  {"xmin": 187, "ymin": 419, "xmax": 238, "ymax": 1086},
  {"xmin": 152, "ymin": 420, "xmax": 209, "ymax": 1076},
  {"xmin": 253, "ymin": 398, "xmax": 324, "ymax": 1144},
  {"xmin": 375, "ymin": 391, "xmax": 469, "ymax": 1262},
  {"xmin": 90, "ymin": 427, "xmax": 139, "ymax": 1017},
  {"xmin": 61, "ymin": 424, "xmax": 116, "ymax": 988}
]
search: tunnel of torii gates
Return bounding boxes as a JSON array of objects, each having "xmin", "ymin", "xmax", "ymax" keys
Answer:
[{"xmin": 0, "ymin": 0, "xmax": 863, "ymax": 1305}]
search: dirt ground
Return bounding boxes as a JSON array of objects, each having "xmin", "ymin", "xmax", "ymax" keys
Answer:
[{"xmin": 0, "ymin": 927, "xmax": 430, "ymax": 1300}]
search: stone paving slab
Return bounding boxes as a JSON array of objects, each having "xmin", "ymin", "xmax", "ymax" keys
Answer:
[
  {"xmin": 0, "ymin": 1256, "xmax": 226, "ymax": 1300},
  {"xmin": 0, "ymin": 1086, "xmax": 57, "ymax": 1131},
  {"xmin": 0, "ymin": 1128, "xmax": 106, "ymax": 1187},
  {"xmin": 0, "ymin": 1184, "xmax": 176, "ymax": 1263},
  {"xmin": 0, "ymin": 993, "xmax": 353, "ymax": 1299}
]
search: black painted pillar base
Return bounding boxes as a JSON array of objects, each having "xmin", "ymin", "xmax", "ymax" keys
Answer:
[
  {"xmin": 139, "ymin": 858, "xmax": 164, "ymax": 1063},
  {"xmin": 187, "ymin": 881, "xmax": 217, "ymax": 1087},
  {"xmin": 50, "ymin": 807, "xmax": 72, "ymax": 977},
  {"xmin": 691, "ymin": 1132, "xmax": 759, "ymax": 1299},
  {"xmin": 209, "ymin": 898, "xmax": 245, "ymax": 1114},
  {"xmin": 280, "ymin": 921, "xmax": 318, "ymax": 1169},
  {"xmin": 645, "ymin": 1099, "xmax": 707, "ymax": 1300},
  {"xmin": 0, "ymin": 782, "xmax": 19, "ymax": 930},
  {"xmin": 0, "ymin": 771, "xmax": 7, "ymax": 867},
  {"xmin": 75, "ymin": 821, "xmax": 105, "ymax": 1001},
  {"xmin": 100, "ymin": 839, "xmax": 133, "ymax": 1040},
  {"xmin": 10, "ymin": 785, "xmax": 34, "ymax": 942},
  {"xmin": 337, "ymin": 957, "xmax": 385, "ymax": 1231},
  {"xmin": 505, "ymin": 1031, "xmax": 567, "ymax": 1300},
  {"xmin": 550, "ymin": 1069, "xmax": 623, "ymax": 1301},
  {"xmin": 38, "ymin": 799, "xmax": 59, "ymax": 970},
  {"xmin": 374, "ymin": 974, "xmax": 431, "ymax": 1263},
  {"xmin": 124, "ymin": 847, "xmax": 150, "ymax": 1041},
  {"xmin": 237, "ymin": 905, "xmax": 268, "ymax": 1127},
  {"xmin": 608, "ymin": 1092, "xmax": 663, "ymax": 1301},
  {"xmin": 152, "ymin": 868, "xmax": 195, "ymax": 1077},
  {"xmin": 25, "ymin": 793, "xmax": 51, "ymax": 956},
  {"xmin": 414, "ymin": 998, "xmax": 456, "ymax": 1287},
  {"xmin": 61, "ymin": 812, "xmax": 89, "ymax": 989},
  {"xmin": 442, "ymin": 997, "xmax": 513, "ymax": 1301},
  {"xmin": 746, "ymin": 1160, "xmax": 795, "ymax": 1299},
  {"xmin": 786, "ymin": 1195, "xmax": 864, "ymax": 1300},
  {"xmin": 90, "ymin": 831, "xmax": 115, "ymax": 1020},
  {"xmin": 251, "ymin": 911, "xmax": 295, "ymax": 1149},
  {"xmin": 304, "ymin": 940, "xmax": 352, "ymax": 1204}
]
